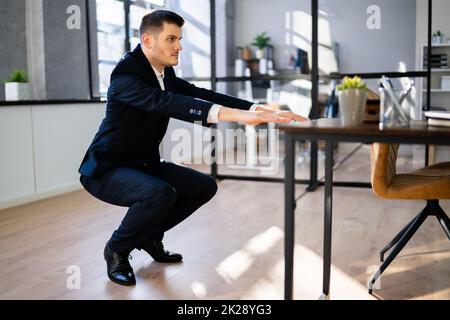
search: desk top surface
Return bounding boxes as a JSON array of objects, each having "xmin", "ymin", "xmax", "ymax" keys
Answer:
[
  {"xmin": 279, "ymin": 118, "xmax": 450, "ymax": 144},
  {"xmin": 280, "ymin": 118, "xmax": 450, "ymax": 136}
]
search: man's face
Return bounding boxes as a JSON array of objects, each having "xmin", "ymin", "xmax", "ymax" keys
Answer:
[{"xmin": 146, "ymin": 22, "xmax": 183, "ymax": 68}]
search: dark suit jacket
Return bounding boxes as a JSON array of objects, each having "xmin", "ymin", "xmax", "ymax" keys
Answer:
[{"xmin": 79, "ymin": 44, "xmax": 253, "ymax": 178}]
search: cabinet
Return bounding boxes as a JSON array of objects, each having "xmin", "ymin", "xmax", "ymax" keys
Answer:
[
  {"xmin": 421, "ymin": 44, "xmax": 450, "ymax": 110},
  {"xmin": 0, "ymin": 103, "xmax": 105, "ymax": 209}
]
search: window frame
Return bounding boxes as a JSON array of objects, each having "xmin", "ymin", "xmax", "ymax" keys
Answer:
[{"xmin": 95, "ymin": 0, "xmax": 165, "ymax": 96}]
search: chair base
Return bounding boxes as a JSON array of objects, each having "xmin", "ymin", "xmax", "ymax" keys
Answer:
[{"xmin": 368, "ymin": 200, "xmax": 450, "ymax": 294}]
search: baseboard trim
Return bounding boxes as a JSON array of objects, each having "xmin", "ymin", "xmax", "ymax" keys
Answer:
[{"xmin": 0, "ymin": 183, "xmax": 83, "ymax": 210}]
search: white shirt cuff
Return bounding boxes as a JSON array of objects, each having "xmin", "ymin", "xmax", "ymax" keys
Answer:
[
  {"xmin": 208, "ymin": 104, "xmax": 259, "ymax": 123},
  {"xmin": 207, "ymin": 104, "xmax": 222, "ymax": 123}
]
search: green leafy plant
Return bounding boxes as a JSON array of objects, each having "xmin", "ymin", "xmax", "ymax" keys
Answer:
[
  {"xmin": 252, "ymin": 32, "xmax": 270, "ymax": 49},
  {"xmin": 433, "ymin": 30, "xmax": 443, "ymax": 37},
  {"xmin": 336, "ymin": 76, "xmax": 367, "ymax": 91},
  {"xmin": 6, "ymin": 69, "xmax": 28, "ymax": 83}
]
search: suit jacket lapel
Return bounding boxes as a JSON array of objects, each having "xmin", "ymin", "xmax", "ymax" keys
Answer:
[
  {"xmin": 130, "ymin": 44, "xmax": 175, "ymax": 92},
  {"xmin": 130, "ymin": 44, "xmax": 159, "ymax": 85},
  {"xmin": 163, "ymin": 67, "xmax": 174, "ymax": 92}
]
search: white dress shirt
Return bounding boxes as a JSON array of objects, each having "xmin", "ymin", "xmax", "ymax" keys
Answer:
[{"xmin": 151, "ymin": 65, "xmax": 257, "ymax": 123}]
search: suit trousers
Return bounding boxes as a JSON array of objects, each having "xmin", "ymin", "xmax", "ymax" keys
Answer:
[{"xmin": 80, "ymin": 161, "xmax": 218, "ymax": 254}]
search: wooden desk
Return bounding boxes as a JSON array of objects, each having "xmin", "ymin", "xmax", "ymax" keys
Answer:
[{"xmin": 279, "ymin": 118, "xmax": 450, "ymax": 300}]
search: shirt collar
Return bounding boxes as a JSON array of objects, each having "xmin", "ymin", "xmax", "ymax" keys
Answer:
[{"xmin": 151, "ymin": 65, "xmax": 164, "ymax": 78}]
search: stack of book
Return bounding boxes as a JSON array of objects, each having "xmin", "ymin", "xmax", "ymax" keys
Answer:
[
  {"xmin": 424, "ymin": 110, "xmax": 450, "ymax": 127},
  {"xmin": 423, "ymin": 53, "xmax": 448, "ymax": 69}
]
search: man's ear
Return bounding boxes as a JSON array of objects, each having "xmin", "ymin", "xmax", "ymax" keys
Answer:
[{"xmin": 141, "ymin": 33, "xmax": 154, "ymax": 49}]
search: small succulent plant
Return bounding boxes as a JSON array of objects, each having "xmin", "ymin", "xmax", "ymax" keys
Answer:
[
  {"xmin": 7, "ymin": 69, "xmax": 28, "ymax": 83},
  {"xmin": 336, "ymin": 76, "xmax": 367, "ymax": 91},
  {"xmin": 252, "ymin": 32, "xmax": 270, "ymax": 49}
]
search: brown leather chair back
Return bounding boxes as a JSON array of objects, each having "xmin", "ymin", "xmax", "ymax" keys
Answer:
[{"xmin": 370, "ymin": 143, "xmax": 399, "ymax": 198}]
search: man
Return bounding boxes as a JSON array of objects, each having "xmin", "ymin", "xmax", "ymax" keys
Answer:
[{"xmin": 79, "ymin": 10, "xmax": 306, "ymax": 286}]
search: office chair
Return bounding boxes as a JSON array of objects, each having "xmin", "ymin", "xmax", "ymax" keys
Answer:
[{"xmin": 367, "ymin": 143, "xmax": 450, "ymax": 294}]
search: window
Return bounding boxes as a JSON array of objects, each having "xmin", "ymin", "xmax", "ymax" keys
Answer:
[
  {"xmin": 96, "ymin": 0, "xmax": 165, "ymax": 96},
  {"xmin": 96, "ymin": 0, "xmax": 126, "ymax": 95},
  {"xmin": 130, "ymin": 1, "xmax": 166, "ymax": 49}
]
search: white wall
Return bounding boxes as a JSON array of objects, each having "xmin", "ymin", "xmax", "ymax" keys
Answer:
[
  {"xmin": 235, "ymin": 0, "xmax": 416, "ymax": 80},
  {"xmin": 0, "ymin": 103, "xmax": 105, "ymax": 209},
  {"xmin": 235, "ymin": 0, "xmax": 310, "ymax": 71}
]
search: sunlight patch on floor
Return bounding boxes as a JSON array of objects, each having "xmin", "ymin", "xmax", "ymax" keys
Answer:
[{"xmin": 215, "ymin": 226, "xmax": 284, "ymax": 283}]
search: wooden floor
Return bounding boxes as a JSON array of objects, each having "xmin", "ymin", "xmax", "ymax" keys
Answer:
[{"xmin": 1, "ymin": 144, "xmax": 449, "ymax": 300}]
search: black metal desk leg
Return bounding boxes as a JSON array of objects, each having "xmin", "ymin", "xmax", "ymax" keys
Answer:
[
  {"xmin": 322, "ymin": 141, "xmax": 333, "ymax": 299},
  {"xmin": 284, "ymin": 133, "xmax": 295, "ymax": 300},
  {"xmin": 308, "ymin": 141, "xmax": 318, "ymax": 191}
]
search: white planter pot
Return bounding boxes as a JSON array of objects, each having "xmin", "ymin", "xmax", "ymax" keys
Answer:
[
  {"xmin": 432, "ymin": 36, "xmax": 443, "ymax": 44},
  {"xmin": 5, "ymin": 82, "xmax": 30, "ymax": 101},
  {"xmin": 255, "ymin": 49, "xmax": 264, "ymax": 59},
  {"xmin": 338, "ymin": 89, "xmax": 367, "ymax": 126}
]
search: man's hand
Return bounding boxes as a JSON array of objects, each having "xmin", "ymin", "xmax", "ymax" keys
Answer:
[
  {"xmin": 256, "ymin": 103, "xmax": 281, "ymax": 111},
  {"xmin": 238, "ymin": 110, "xmax": 291, "ymax": 126},
  {"xmin": 255, "ymin": 104, "xmax": 309, "ymax": 123},
  {"xmin": 218, "ymin": 107, "xmax": 294, "ymax": 126}
]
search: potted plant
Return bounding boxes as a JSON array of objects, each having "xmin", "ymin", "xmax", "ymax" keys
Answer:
[
  {"xmin": 252, "ymin": 32, "xmax": 270, "ymax": 59},
  {"xmin": 432, "ymin": 30, "xmax": 443, "ymax": 44},
  {"xmin": 241, "ymin": 46, "xmax": 253, "ymax": 60},
  {"xmin": 336, "ymin": 76, "xmax": 368, "ymax": 126},
  {"xmin": 4, "ymin": 69, "xmax": 30, "ymax": 101}
]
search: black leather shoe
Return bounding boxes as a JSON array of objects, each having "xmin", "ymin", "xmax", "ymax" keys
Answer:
[
  {"xmin": 104, "ymin": 242, "xmax": 136, "ymax": 286},
  {"xmin": 138, "ymin": 236, "xmax": 183, "ymax": 263}
]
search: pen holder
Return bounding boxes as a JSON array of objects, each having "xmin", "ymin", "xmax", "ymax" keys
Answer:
[{"xmin": 379, "ymin": 88, "xmax": 411, "ymax": 128}]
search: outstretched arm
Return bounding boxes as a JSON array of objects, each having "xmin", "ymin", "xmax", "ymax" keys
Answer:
[
  {"xmin": 216, "ymin": 106, "xmax": 307, "ymax": 126},
  {"xmin": 174, "ymin": 76, "xmax": 253, "ymax": 110},
  {"xmin": 253, "ymin": 104, "xmax": 309, "ymax": 123}
]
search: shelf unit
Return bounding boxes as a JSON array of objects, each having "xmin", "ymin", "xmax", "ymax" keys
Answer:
[
  {"xmin": 420, "ymin": 43, "xmax": 450, "ymax": 109},
  {"xmin": 424, "ymin": 68, "xmax": 450, "ymax": 72},
  {"xmin": 422, "ymin": 89, "xmax": 450, "ymax": 92}
]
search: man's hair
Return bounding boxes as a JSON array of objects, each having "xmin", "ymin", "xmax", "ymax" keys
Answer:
[{"xmin": 139, "ymin": 10, "xmax": 184, "ymax": 37}]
